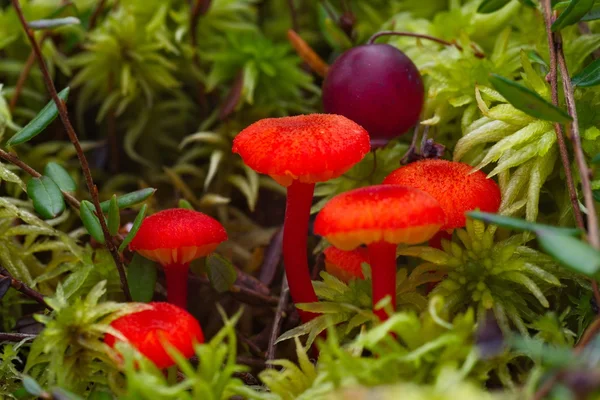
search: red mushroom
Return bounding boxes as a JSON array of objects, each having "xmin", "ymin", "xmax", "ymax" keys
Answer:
[
  {"xmin": 129, "ymin": 208, "xmax": 227, "ymax": 308},
  {"xmin": 105, "ymin": 302, "xmax": 203, "ymax": 369},
  {"xmin": 233, "ymin": 114, "xmax": 370, "ymax": 322},
  {"xmin": 383, "ymin": 159, "xmax": 501, "ymax": 247},
  {"xmin": 323, "ymin": 246, "xmax": 369, "ymax": 283},
  {"xmin": 314, "ymin": 185, "xmax": 445, "ymax": 320}
]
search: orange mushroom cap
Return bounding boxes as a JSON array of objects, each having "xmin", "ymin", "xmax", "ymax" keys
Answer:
[
  {"xmin": 314, "ymin": 185, "xmax": 446, "ymax": 250},
  {"xmin": 232, "ymin": 114, "xmax": 370, "ymax": 186},
  {"xmin": 324, "ymin": 246, "xmax": 369, "ymax": 282},
  {"xmin": 129, "ymin": 209, "xmax": 227, "ymax": 266},
  {"xmin": 105, "ymin": 302, "xmax": 204, "ymax": 369},
  {"xmin": 382, "ymin": 159, "xmax": 501, "ymax": 230}
]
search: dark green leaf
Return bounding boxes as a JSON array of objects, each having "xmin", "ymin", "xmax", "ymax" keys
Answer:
[
  {"xmin": 107, "ymin": 195, "xmax": 120, "ymax": 236},
  {"xmin": 22, "ymin": 375, "xmax": 45, "ymax": 397},
  {"xmin": 477, "ymin": 0, "xmax": 511, "ymax": 13},
  {"xmin": 510, "ymin": 336, "xmax": 578, "ymax": 367},
  {"xmin": 12, "ymin": 387, "xmax": 28, "ymax": 399},
  {"xmin": 552, "ymin": 0, "xmax": 595, "ymax": 31},
  {"xmin": 572, "ymin": 57, "xmax": 600, "ymax": 87},
  {"xmin": 99, "ymin": 188, "xmax": 156, "ymax": 212},
  {"xmin": 28, "ymin": 17, "xmax": 80, "ymax": 30},
  {"xmin": 468, "ymin": 211, "xmax": 581, "ymax": 235},
  {"xmin": 536, "ymin": 231, "xmax": 600, "ymax": 276},
  {"xmin": 51, "ymin": 388, "xmax": 85, "ymax": 400},
  {"xmin": 593, "ymin": 153, "xmax": 600, "ymax": 164},
  {"xmin": 44, "ymin": 162, "xmax": 76, "ymax": 192},
  {"xmin": 80, "ymin": 200, "xmax": 105, "ymax": 244},
  {"xmin": 119, "ymin": 204, "xmax": 147, "ymax": 252},
  {"xmin": 127, "ymin": 253, "xmax": 157, "ymax": 302},
  {"xmin": 6, "ymin": 87, "xmax": 70, "ymax": 146},
  {"xmin": 581, "ymin": 4, "xmax": 600, "ymax": 20},
  {"xmin": 178, "ymin": 199, "xmax": 194, "ymax": 210},
  {"xmin": 489, "ymin": 74, "xmax": 572, "ymax": 123},
  {"xmin": 527, "ymin": 50, "xmax": 549, "ymax": 70},
  {"xmin": 594, "ymin": 190, "xmax": 600, "ymax": 202},
  {"xmin": 206, "ymin": 254, "xmax": 237, "ymax": 293},
  {"xmin": 27, "ymin": 176, "xmax": 65, "ymax": 219}
]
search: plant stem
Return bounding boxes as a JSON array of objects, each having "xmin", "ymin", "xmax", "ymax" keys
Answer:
[
  {"xmin": 283, "ymin": 181, "xmax": 318, "ymax": 323},
  {"xmin": 0, "ymin": 273, "xmax": 51, "ymax": 310},
  {"xmin": 286, "ymin": 0, "xmax": 299, "ymax": 32},
  {"xmin": 11, "ymin": 0, "xmax": 131, "ymax": 301},
  {"xmin": 0, "ymin": 332, "xmax": 36, "ymax": 342},
  {"xmin": 367, "ymin": 31, "xmax": 484, "ymax": 58},
  {"xmin": 88, "ymin": 0, "xmax": 108, "ymax": 30},
  {"xmin": 164, "ymin": 264, "xmax": 189, "ymax": 308},
  {"xmin": 287, "ymin": 29, "xmax": 329, "ymax": 78},
  {"xmin": 266, "ymin": 276, "xmax": 289, "ymax": 364},
  {"xmin": 367, "ymin": 241, "xmax": 397, "ymax": 320}
]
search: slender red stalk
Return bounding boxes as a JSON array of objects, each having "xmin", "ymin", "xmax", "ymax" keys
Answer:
[
  {"xmin": 367, "ymin": 241, "xmax": 397, "ymax": 320},
  {"xmin": 164, "ymin": 264, "xmax": 189, "ymax": 309},
  {"xmin": 283, "ymin": 181, "xmax": 319, "ymax": 322}
]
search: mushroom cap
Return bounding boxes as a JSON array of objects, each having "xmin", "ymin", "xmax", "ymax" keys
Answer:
[
  {"xmin": 383, "ymin": 159, "xmax": 501, "ymax": 230},
  {"xmin": 314, "ymin": 185, "xmax": 445, "ymax": 250},
  {"xmin": 232, "ymin": 114, "xmax": 370, "ymax": 186},
  {"xmin": 105, "ymin": 302, "xmax": 204, "ymax": 369},
  {"xmin": 129, "ymin": 209, "xmax": 227, "ymax": 266},
  {"xmin": 324, "ymin": 246, "xmax": 369, "ymax": 282}
]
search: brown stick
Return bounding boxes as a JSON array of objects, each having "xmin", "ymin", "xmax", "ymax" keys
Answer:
[
  {"xmin": 0, "ymin": 332, "xmax": 36, "ymax": 342},
  {"xmin": 287, "ymin": 29, "xmax": 329, "ymax": 78},
  {"xmin": 88, "ymin": 0, "xmax": 108, "ymax": 30},
  {"xmin": 286, "ymin": 0, "xmax": 299, "ymax": 33},
  {"xmin": 9, "ymin": 50, "xmax": 36, "ymax": 113},
  {"xmin": 266, "ymin": 276, "xmax": 289, "ymax": 364},
  {"xmin": 11, "ymin": 0, "xmax": 131, "ymax": 301},
  {"xmin": 0, "ymin": 273, "xmax": 50, "ymax": 310}
]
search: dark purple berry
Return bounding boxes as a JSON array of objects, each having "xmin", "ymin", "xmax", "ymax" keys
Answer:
[{"xmin": 322, "ymin": 44, "xmax": 424, "ymax": 142}]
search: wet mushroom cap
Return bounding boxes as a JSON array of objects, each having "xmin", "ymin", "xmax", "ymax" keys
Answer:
[
  {"xmin": 129, "ymin": 209, "xmax": 227, "ymax": 266},
  {"xmin": 314, "ymin": 185, "xmax": 446, "ymax": 250},
  {"xmin": 105, "ymin": 302, "xmax": 204, "ymax": 369},
  {"xmin": 232, "ymin": 114, "xmax": 371, "ymax": 186},
  {"xmin": 324, "ymin": 246, "xmax": 369, "ymax": 282},
  {"xmin": 383, "ymin": 159, "xmax": 501, "ymax": 230}
]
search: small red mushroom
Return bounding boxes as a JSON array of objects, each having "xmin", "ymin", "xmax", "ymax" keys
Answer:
[
  {"xmin": 105, "ymin": 302, "xmax": 204, "ymax": 369},
  {"xmin": 383, "ymin": 159, "xmax": 501, "ymax": 247},
  {"xmin": 129, "ymin": 208, "xmax": 227, "ymax": 308},
  {"xmin": 314, "ymin": 185, "xmax": 445, "ymax": 320},
  {"xmin": 233, "ymin": 114, "xmax": 370, "ymax": 322},
  {"xmin": 323, "ymin": 246, "xmax": 369, "ymax": 283}
]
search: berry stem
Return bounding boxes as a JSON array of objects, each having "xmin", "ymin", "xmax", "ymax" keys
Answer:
[
  {"xmin": 367, "ymin": 31, "xmax": 485, "ymax": 58},
  {"xmin": 164, "ymin": 264, "xmax": 189, "ymax": 309},
  {"xmin": 283, "ymin": 181, "xmax": 319, "ymax": 322},
  {"xmin": 367, "ymin": 241, "xmax": 397, "ymax": 320}
]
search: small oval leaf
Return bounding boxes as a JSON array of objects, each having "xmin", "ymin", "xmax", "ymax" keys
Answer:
[
  {"xmin": 27, "ymin": 176, "xmax": 65, "ymax": 219},
  {"xmin": 206, "ymin": 254, "xmax": 237, "ymax": 293},
  {"xmin": 119, "ymin": 204, "xmax": 147, "ymax": 252},
  {"xmin": 99, "ymin": 188, "xmax": 156, "ymax": 212},
  {"xmin": 552, "ymin": 0, "xmax": 595, "ymax": 31},
  {"xmin": 572, "ymin": 58, "xmax": 600, "ymax": 87},
  {"xmin": 44, "ymin": 162, "xmax": 76, "ymax": 192},
  {"xmin": 477, "ymin": 0, "xmax": 511, "ymax": 13},
  {"xmin": 536, "ymin": 232, "xmax": 600, "ymax": 276},
  {"xmin": 80, "ymin": 200, "xmax": 105, "ymax": 244},
  {"xmin": 6, "ymin": 87, "xmax": 70, "ymax": 146},
  {"xmin": 22, "ymin": 375, "xmax": 45, "ymax": 397},
  {"xmin": 582, "ymin": 4, "xmax": 600, "ymax": 21},
  {"xmin": 107, "ymin": 195, "xmax": 120, "ymax": 236},
  {"xmin": 489, "ymin": 74, "xmax": 572, "ymax": 123},
  {"xmin": 28, "ymin": 17, "xmax": 81, "ymax": 30},
  {"xmin": 178, "ymin": 199, "xmax": 194, "ymax": 210},
  {"xmin": 127, "ymin": 253, "xmax": 157, "ymax": 302}
]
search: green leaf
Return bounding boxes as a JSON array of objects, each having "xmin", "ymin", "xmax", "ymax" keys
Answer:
[
  {"xmin": 80, "ymin": 200, "xmax": 105, "ymax": 244},
  {"xmin": 43, "ymin": 162, "xmax": 76, "ymax": 192},
  {"xmin": 6, "ymin": 87, "xmax": 70, "ymax": 146},
  {"xmin": 552, "ymin": 0, "xmax": 595, "ymax": 31},
  {"xmin": 127, "ymin": 253, "xmax": 157, "ymax": 302},
  {"xmin": 27, "ymin": 176, "xmax": 65, "ymax": 219},
  {"xmin": 593, "ymin": 153, "xmax": 600, "ymax": 164},
  {"xmin": 572, "ymin": 58, "xmax": 600, "ymax": 87},
  {"xmin": 22, "ymin": 375, "xmax": 45, "ymax": 397},
  {"xmin": 51, "ymin": 388, "xmax": 85, "ymax": 400},
  {"xmin": 28, "ymin": 17, "xmax": 80, "ymax": 30},
  {"xmin": 206, "ymin": 254, "xmax": 237, "ymax": 293},
  {"xmin": 178, "ymin": 199, "xmax": 194, "ymax": 210},
  {"xmin": 581, "ymin": 4, "xmax": 600, "ymax": 20},
  {"xmin": 517, "ymin": 0, "xmax": 536, "ymax": 6},
  {"xmin": 118, "ymin": 204, "xmax": 146, "ymax": 252},
  {"xmin": 537, "ymin": 231, "xmax": 600, "ymax": 276},
  {"xmin": 107, "ymin": 195, "xmax": 120, "ymax": 236},
  {"xmin": 477, "ymin": 0, "xmax": 511, "ymax": 13},
  {"xmin": 468, "ymin": 211, "xmax": 581, "ymax": 235},
  {"xmin": 489, "ymin": 74, "xmax": 572, "ymax": 123},
  {"xmin": 99, "ymin": 188, "xmax": 156, "ymax": 212}
]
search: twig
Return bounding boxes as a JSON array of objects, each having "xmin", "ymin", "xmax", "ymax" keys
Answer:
[
  {"xmin": 0, "ymin": 332, "xmax": 36, "ymax": 342},
  {"xmin": 0, "ymin": 149, "xmax": 81, "ymax": 209},
  {"xmin": 11, "ymin": 0, "xmax": 131, "ymax": 301},
  {"xmin": 88, "ymin": 0, "xmax": 108, "ymax": 30},
  {"xmin": 0, "ymin": 273, "xmax": 51, "ymax": 310},
  {"xmin": 286, "ymin": 0, "xmax": 299, "ymax": 32},
  {"xmin": 188, "ymin": 274, "xmax": 280, "ymax": 306},
  {"xmin": 259, "ymin": 227, "xmax": 284, "ymax": 286},
  {"xmin": 266, "ymin": 276, "xmax": 289, "ymax": 364},
  {"xmin": 287, "ymin": 29, "xmax": 329, "ymax": 78},
  {"xmin": 541, "ymin": 2, "xmax": 585, "ymax": 230},
  {"xmin": 367, "ymin": 31, "xmax": 485, "ymax": 58}
]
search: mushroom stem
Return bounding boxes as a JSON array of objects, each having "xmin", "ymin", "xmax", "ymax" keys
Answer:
[
  {"xmin": 164, "ymin": 264, "xmax": 189, "ymax": 308},
  {"xmin": 283, "ymin": 181, "xmax": 319, "ymax": 322},
  {"xmin": 367, "ymin": 241, "xmax": 397, "ymax": 320}
]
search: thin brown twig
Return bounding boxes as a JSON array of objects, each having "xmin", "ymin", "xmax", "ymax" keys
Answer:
[
  {"xmin": 287, "ymin": 29, "xmax": 329, "ymax": 78},
  {"xmin": 266, "ymin": 276, "xmax": 289, "ymax": 365},
  {"xmin": 286, "ymin": 0, "xmax": 299, "ymax": 33},
  {"xmin": 9, "ymin": 46, "xmax": 38, "ymax": 113},
  {"xmin": 0, "ymin": 273, "xmax": 50, "ymax": 310},
  {"xmin": 11, "ymin": 0, "xmax": 131, "ymax": 301},
  {"xmin": 88, "ymin": 0, "xmax": 108, "ymax": 30},
  {"xmin": 0, "ymin": 332, "xmax": 36, "ymax": 342}
]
